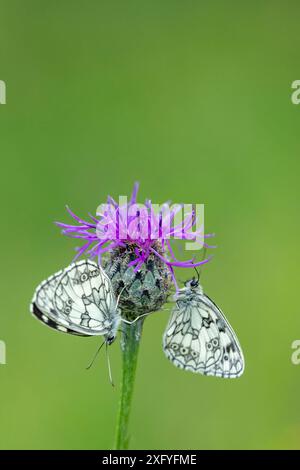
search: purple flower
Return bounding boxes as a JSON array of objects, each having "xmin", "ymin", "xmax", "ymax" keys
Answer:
[{"xmin": 56, "ymin": 183, "xmax": 215, "ymax": 291}]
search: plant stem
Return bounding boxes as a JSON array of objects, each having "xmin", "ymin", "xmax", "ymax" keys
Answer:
[{"xmin": 115, "ymin": 319, "xmax": 143, "ymax": 450}]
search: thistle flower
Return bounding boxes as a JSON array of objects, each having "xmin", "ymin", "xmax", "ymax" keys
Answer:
[
  {"xmin": 56, "ymin": 183, "xmax": 215, "ymax": 449},
  {"xmin": 56, "ymin": 183, "xmax": 213, "ymax": 319}
]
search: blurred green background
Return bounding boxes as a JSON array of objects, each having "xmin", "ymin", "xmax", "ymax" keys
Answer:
[{"xmin": 0, "ymin": 0, "xmax": 300, "ymax": 450}]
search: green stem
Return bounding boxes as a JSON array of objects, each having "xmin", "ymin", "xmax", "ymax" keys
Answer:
[{"xmin": 115, "ymin": 319, "xmax": 143, "ymax": 450}]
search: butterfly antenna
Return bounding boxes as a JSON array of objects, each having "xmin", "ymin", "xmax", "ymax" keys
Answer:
[
  {"xmin": 86, "ymin": 340, "xmax": 105, "ymax": 370},
  {"xmin": 193, "ymin": 246, "xmax": 207, "ymax": 282},
  {"xmin": 201, "ymin": 245, "xmax": 208, "ymax": 279},
  {"xmin": 193, "ymin": 266, "xmax": 200, "ymax": 284},
  {"xmin": 106, "ymin": 342, "xmax": 114, "ymax": 387}
]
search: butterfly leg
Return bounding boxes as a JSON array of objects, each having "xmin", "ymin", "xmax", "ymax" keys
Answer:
[{"xmin": 121, "ymin": 311, "xmax": 155, "ymax": 325}]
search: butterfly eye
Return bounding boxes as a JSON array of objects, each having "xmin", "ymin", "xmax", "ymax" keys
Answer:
[
  {"xmin": 67, "ymin": 299, "xmax": 73, "ymax": 306},
  {"xmin": 191, "ymin": 350, "xmax": 198, "ymax": 358},
  {"xmin": 223, "ymin": 355, "xmax": 229, "ymax": 361},
  {"xmin": 207, "ymin": 342, "xmax": 212, "ymax": 351},
  {"xmin": 180, "ymin": 347, "xmax": 188, "ymax": 355},
  {"xmin": 65, "ymin": 306, "xmax": 71, "ymax": 314},
  {"xmin": 212, "ymin": 338, "xmax": 219, "ymax": 348},
  {"xmin": 172, "ymin": 343, "xmax": 179, "ymax": 351},
  {"xmin": 80, "ymin": 273, "xmax": 89, "ymax": 282}
]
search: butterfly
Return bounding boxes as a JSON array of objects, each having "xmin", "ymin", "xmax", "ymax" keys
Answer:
[
  {"xmin": 30, "ymin": 259, "xmax": 124, "ymax": 344},
  {"xmin": 163, "ymin": 277, "xmax": 244, "ymax": 378}
]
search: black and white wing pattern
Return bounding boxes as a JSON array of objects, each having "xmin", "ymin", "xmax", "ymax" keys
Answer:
[
  {"xmin": 30, "ymin": 266, "xmax": 85, "ymax": 335},
  {"xmin": 163, "ymin": 283, "xmax": 244, "ymax": 378},
  {"xmin": 30, "ymin": 260, "xmax": 120, "ymax": 337}
]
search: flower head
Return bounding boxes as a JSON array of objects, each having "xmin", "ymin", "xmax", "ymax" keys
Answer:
[{"xmin": 56, "ymin": 183, "xmax": 215, "ymax": 318}]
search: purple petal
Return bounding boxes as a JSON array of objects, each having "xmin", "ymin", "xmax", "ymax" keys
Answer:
[{"xmin": 130, "ymin": 182, "xmax": 139, "ymax": 204}]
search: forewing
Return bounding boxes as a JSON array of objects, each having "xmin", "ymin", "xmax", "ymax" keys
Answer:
[{"xmin": 163, "ymin": 294, "xmax": 244, "ymax": 378}]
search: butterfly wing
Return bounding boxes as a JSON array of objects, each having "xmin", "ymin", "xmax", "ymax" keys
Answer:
[
  {"xmin": 30, "ymin": 266, "xmax": 86, "ymax": 335},
  {"xmin": 163, "ymin": 292, "xmax": 244, "ymax": 378},
  {"xmin": 30, "ymin": 260, "xmax": 117, "ymax": 336}
]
